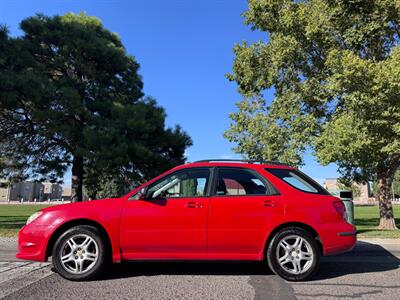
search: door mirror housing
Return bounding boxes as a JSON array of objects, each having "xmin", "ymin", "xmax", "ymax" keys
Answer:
[
  {"xmin": 130, "ymin": 187, "xmax": 147, "ymax": 200},
  {"xmin": 157, "ymin": 190, "xmax": 168, "ymax": 199},
  {"xmin": 138, "ymin": 187, "xmax": 147, "ymax": 200}
]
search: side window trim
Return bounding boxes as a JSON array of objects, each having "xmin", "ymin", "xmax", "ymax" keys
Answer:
[
  {"xmin": 146, "ymin": 167, "xmax": 212, "ymax": 200},
  {"xmin": 207, "ymin": 167, "xmax": 217, "ymax": 197},
  {"xmin": 211, "ymin": 167, "xmax": 280, "ymax": 197}
]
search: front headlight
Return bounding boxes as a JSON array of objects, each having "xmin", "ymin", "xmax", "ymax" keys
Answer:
[{"xmin": 26, "ymin": 211, "xmax": 43, "ymax": 225}]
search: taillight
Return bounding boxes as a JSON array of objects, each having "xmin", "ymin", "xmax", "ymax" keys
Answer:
[{"xmin": 333, "ymin": 201, "xmax": 347, "ymax": 221}]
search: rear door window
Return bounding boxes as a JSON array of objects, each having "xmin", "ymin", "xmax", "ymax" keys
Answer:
[{"xmin": 215, "ymin": 168, "xmax": 276, "ymax": 196}]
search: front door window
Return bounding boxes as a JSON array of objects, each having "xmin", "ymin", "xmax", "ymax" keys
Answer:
[{"xmin": 147, "ymin": 168, "xmax": 210, "ymax": 199}]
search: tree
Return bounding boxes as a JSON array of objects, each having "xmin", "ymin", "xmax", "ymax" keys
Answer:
[
  {"xmin": 393, "ymin": 169, "xmax": 400, "ymax": 198},
  {"xmin": 0, "ymin": 13, "xmax": 192, "ymax": 201},
  {"xmin": 84, "ymin": 173, "xmax": 132, "ymax": 200},
  {"xmin": 372, "ymin": 169, "xmax": 400, "ymax": 199},
  {"xmin": 225, "ymin": 0, "xmax": 400, "ymax": 229}
]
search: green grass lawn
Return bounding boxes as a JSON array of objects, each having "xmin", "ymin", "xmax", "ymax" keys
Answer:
[
  {"xmin": 0, "ymin": 204, "xmax": 50, "ymax": 237},
  {"xmin": 355, "ymin": 205, "xmax": 400, "ymax": 239},
  {"xmin": 0, "ymin": 203, "xmax": 399, "ymax": 238}
]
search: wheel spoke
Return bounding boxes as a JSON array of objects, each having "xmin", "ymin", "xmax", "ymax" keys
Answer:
[
  {"xmin": 85, "ymin": 252, "xmax": 97, "ymax": 261},
  {"xmin": 297, "ymin": 238, "xmax": 303, "ymax": 250},
  {"xmin": 280, "ymin": 240, "xmax": 290, "ymax": 250},
  {"xmin": 293, "ymin": 237, "xmax": 301, "ymax": 248},
  {"xmin": 67, "ymin": 239, "xmax": 77, "ymax": 249},
  {"xmin": 279, "ymin": 257, "xmax": 291, "ymax": 265},
  {"xmin": 76, "ymin": 260, "xmax": 83, "ymax": 273},
  {"xmin": 80, "ymin": 237, "xmax": 91, "ymax": 249},
  {"xmin": 61, "ymin": 254, "xmax": 73, "ymax": 263},
  {"xmin": 301, "ymin": 251, "xmax": 313, "ymax": 261},
  {"xmin": 292, "ymin": 259, "xmax": 301, "ymax": 274}
]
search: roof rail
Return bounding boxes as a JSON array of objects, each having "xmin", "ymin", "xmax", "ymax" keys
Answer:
[{"xmin": 193, "ymin": 159, "xmax": 292, "ymax": 166}]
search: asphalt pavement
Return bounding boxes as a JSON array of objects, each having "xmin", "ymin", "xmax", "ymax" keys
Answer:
[{"xmin": 0, "ymin": 238, "xmax": 399, "ymax": 300}]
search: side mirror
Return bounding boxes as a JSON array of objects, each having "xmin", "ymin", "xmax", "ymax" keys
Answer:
[
  {"xmin": 157, "ymin": 190, "xmax": 168, "ymax": 199},
  {"xmin": 136, "ymin": 187, "xmax": 147, "ymax": 200}
]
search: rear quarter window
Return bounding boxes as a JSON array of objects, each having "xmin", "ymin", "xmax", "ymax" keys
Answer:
[{"xmin": 265, "ymin": 168, "xmax": 330, "ymax": 195}]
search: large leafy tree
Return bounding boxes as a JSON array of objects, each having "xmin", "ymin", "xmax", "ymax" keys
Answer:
[
  {"xmin": 225, "ymin": 0, "xmax": 400, "ymax": 229},
  {"xmin": 0, "ymin": 13, "xmax": 192, "ymax": 201}
]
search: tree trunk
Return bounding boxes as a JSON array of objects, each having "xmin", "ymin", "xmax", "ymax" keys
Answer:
[
  {"xmin": 71, "ymin": 156, "xmax": 84, "ymax": 202},
  {"xmin": 376, "ymin": 169, "xmax": 398, "ymax": 230}
]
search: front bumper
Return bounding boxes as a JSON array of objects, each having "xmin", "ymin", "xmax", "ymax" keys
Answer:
[{"xmin": 16, "ymin": 224, "xmax": 54, "ymax": 262}]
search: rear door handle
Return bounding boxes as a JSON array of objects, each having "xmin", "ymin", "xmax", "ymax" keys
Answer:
[
  {"xmin": 262, "ymin": 200, "xmax": 275, "ymax": 207},
  {"xmin": 186, "ymin": 201, "xmax": 203, "ymax": 208}
]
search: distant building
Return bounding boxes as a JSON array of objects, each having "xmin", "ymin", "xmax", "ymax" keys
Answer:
[
  {"xmin": 9, "ymin": 181, "xmax": 44, "ymax": 202},
  {"xmin": 0, "ymin": 179, "xmax": 10, "ymax": 202},
  {"xmin": 62, "ymin": 186, "xmax": 72, "ymax": 201},
  {"xmin": 324, "ymin": 178, "xmax": 374, "ymax": 204},
  {"xmin": 43, "ymin": 182, "xmax": 63, "ymax": 201},
  {"xmin": 324, "ymin": 178, "xmax": 339, "ymax": 192}
]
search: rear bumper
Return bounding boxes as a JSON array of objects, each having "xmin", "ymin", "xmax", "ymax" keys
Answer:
[
  {"xmin": 338, "ymin": 230, "xmax": 357, "ymax": 237},
  {"xmin": 16, "ymin": 224, "xmax": 54, "ymax": 262},
  {"xmin": 317, "ymin": 223, "xmax": 357, "ymax": 256}
]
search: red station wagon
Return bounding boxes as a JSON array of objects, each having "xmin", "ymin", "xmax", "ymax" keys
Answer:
[{"xmin": 17, "ymin": 159, "xmax": 357, "ymax": 281}]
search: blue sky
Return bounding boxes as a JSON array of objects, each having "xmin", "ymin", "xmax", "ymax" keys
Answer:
[{"xmin": 0, "ymin": 0, "xmax": 339, "ymax": 184}]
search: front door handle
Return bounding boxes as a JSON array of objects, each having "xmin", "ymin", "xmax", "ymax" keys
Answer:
[
  {"xmin": 262, "ymin": 200, "xmax": 275, "ymax": 207},
  {"xmin": 186, "ymin": 201, "xmax": 203, "ymax": 208}
]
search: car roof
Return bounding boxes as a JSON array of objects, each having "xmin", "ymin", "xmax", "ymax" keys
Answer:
[{"xmin": 173, "ymin": 160, "xmax": 296, "ymax": 170}]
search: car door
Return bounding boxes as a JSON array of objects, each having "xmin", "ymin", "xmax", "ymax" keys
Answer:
[
  {"xmin": 120, "ymin": 167, "xmax": 211, "ymax": 259},
  {"xmin": 208, "ymin": 167, "xmax": 283, "ymax": 257}
]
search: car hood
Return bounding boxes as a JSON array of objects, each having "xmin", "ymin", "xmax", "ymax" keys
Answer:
[{"xmin": 41, "ymin": 197, "xmax": 123, "ymax": 213}]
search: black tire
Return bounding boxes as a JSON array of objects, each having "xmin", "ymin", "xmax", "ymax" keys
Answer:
[
  {"xmin": 266, "ymin": 227, "xmax": 320, "ymax": 281},
  {"xmin": 52, "ymin": 225, "xmax": 108, "ymax": 281}
]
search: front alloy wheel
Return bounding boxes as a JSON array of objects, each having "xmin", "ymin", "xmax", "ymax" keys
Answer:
[
  {"xmin": 267, "ymin": 227, "xmax": 320, "ymax": 281},
  {"xmin": 59, "ymin": 234, "xmax": 99, "ymax": 274},
  {"xmin": 52, "ymin": 225, "xmax": 107, "ymax": 280}
]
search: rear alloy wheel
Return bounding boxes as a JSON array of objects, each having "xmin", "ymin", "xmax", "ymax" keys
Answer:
[
  {"xmin": 52, "ymin": 225, "xmax": 107, "ymax": 281},
  {"xmin": 267, "ymin": 227, "xmax": 320, "ymax": 281}
]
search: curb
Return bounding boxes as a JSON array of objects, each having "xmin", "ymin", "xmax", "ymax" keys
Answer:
[
  {"xmin": 0, "ymin": 237, "xmax": 17, "ymax": 243},
  {"xmin": 358, "ymin": 238, "xmax": 400, "ymax": 245}
]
